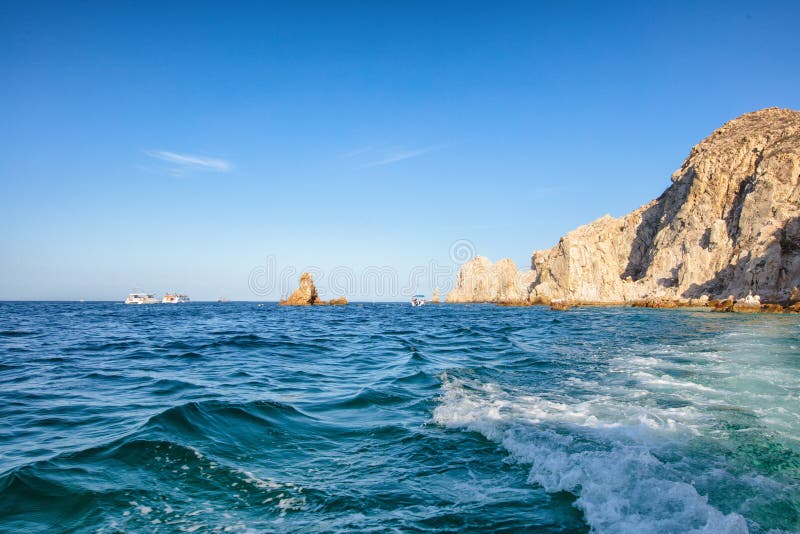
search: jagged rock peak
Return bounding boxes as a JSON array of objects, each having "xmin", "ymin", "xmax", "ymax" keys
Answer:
[{"xmin": 281, "ymin": 272, "xmax": 319, "ymax": 305}]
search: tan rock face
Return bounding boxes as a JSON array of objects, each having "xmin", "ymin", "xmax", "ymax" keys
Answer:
[
  {"xmin": 281, "ymin": 272, "xmax": 319, "ymax": 305},
  {"xmin": 280, "ymin": 272, "xmax": 348, "ymax": 305},
  {"xmin": 445, "ymin": 256, "xmax": 534, "ymax": 303},
  {"xmin": 448, "ymin": 108, "xmax": 800, "ymax": 304}
]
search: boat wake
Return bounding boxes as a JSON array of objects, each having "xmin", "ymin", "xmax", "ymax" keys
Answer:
[{"xmin": 433, "ymin": 373, "xmax": 749, "ymax": 534}]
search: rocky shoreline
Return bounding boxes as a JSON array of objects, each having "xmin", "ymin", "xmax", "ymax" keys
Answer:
[{"xmin": 491, "ymin": 294, "xmax": 800, "ymax": 313}]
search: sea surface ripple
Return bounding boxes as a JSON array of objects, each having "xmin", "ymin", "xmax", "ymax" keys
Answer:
[{"xmin": 0, "ymin": 302, "xmax": 798, "ymax": 533}]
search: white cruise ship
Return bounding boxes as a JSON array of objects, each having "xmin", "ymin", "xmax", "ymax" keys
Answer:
[
  {"xmin": 124, "ymin": 292, "xmax": 158, "ymax": 305},
  {"xmin": 162, "ymin": 293, "xmax": 190, "ymax": 304}
]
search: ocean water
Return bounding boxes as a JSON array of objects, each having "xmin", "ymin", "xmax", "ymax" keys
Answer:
[{"xmin": 0, "ymin": 302, "xmax": 798, "ymax": 533}]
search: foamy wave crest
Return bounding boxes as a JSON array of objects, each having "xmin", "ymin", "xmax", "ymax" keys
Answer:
[{"xmin": 432, "ymin": 373, "xmax": 748, "ymax": 534}]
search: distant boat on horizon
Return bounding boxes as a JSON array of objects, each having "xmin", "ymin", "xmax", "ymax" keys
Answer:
[
  {"xmin": 124, "ymin": 292, "xmax": 158, "ymax": 305},
  {"xmin": 217, "ymin": 296, "xmax": 230, "ymax": 303},
  {"xmin": 162, "ymin": 293, "xmax": 190, "ymax": 304}
]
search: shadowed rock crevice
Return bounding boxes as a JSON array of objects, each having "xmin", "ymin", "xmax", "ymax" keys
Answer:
[
  {"xmin": 725, "ymin": 159, "xmax": 760, "ymax": 243},
  {"xmin": 622, "ymin": 173, "xmax": 694, "ymax": 282}
]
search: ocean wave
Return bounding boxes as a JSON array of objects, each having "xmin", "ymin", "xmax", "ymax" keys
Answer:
[
  {"xmin": 321, "ymin": 387, "xmax": 415, "ymax": 410},
  {"xmin": 391, "ymin": 369, "xmax": 439, "ymax": 386},
  {"xmin": 433, "ymin": 373, "xmax": 749, "ymax": 534},
  {"xmin": 62, "ymin": 339, "xmax": 140, "ymax": 352},
  {"xmin": 162, "ymin": 334, "xmax": 280, "ymax": 352},
  {"xmin": 147, "ymin": 377, "xmax": 206, "ymax": 396},
  {"xmin": 0, "ymin": 330, "xmax": 39, "ymax": 337},
  {"xmin": 140, "ymin": 399, "xmax": 317, "ymax": 441},
  {"xmin": 0, "ymin": 435, "xmax": 310, "ymax": 532},
  {"xmin": 0, "ymin": 397, "xmax": 326, "ymax": 530},
  {"xmin": 173, "ymin": 350, "xmax": 204, "ymax": 359}
]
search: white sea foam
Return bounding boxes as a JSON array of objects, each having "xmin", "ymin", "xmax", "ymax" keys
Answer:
[
  {"xmin": 433, "ymin": 373, "xmax": 749, "ymax": 534},
  {"xmin": 239, "ymin": 470, "xmax": 284, "ymax": 489}
]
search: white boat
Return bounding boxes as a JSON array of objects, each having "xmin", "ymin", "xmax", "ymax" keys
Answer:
[
  {"xmin": 124, "ymin": 292, "xmax": 158, "ymax": 305},
  {"xmin": 411, "ymin": 295, "xmax": 426, "ymax": 307},
  {"xmin": 162, "ymin": 293, "xmax": 190, "ymax": 304}
]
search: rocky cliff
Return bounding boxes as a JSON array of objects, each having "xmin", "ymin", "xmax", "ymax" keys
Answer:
[{"xmin": 448, "ymin": 107, "xmax": 800, "ymax": 305}]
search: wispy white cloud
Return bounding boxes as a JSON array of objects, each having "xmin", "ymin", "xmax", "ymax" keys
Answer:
[
  {"xmin": 340, "ymin": 146, "xmax": 373, "ymax": 159},
  {"xmin": 362, "ymin": 145, "xmax": 444, "ymax": 168},
  {"xmin": 145, "ymin": 150, "xmax": 232, "ymax": 173}
]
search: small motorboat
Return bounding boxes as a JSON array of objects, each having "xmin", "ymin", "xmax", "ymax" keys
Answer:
[{"xmin": 411, "ymin": 295, "xmax": 426, "ymax": 307}]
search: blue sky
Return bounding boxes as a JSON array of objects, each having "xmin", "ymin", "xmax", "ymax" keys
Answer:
[{"xmin": 1, "ymin": 1, "xmax": 798, "ymax": 300}]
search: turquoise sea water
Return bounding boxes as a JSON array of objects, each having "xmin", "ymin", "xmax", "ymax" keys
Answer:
[{"xmin": 0, "ymin": 302, "xmax": 798, "ymax": 533}]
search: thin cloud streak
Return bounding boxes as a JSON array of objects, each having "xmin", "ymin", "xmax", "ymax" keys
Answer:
[
  {"xmin": 363, "ymin": 145, "xmax": 444, "ymax": 167},
  {"xmin": 146, "ymin": 150, "xmax": 232, "ymax": 172},
  {"xmin": 340, "ymin": 146, "xmax": 373, "ymax": 159}
]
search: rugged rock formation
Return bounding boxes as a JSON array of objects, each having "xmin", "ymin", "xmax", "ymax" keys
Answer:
[
  {"xmin": 446, "ymin": 257, "xmax": 535, "ymax": 303},
  {"xmin": 280, "ymin": 272, "xmax": 349, "ymax": 306},
  {"xmin": 448, "ymin": 108, "xmax": 800, "ymax": 306},
  {"xmin": 280, "ymin": 272, "xmax": 319, "ymax": 305}
]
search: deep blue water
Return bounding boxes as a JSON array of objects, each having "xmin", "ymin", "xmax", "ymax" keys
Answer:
[{"xmin": 0, "ymin": 302, "xmax": 798, "ymax": 533}]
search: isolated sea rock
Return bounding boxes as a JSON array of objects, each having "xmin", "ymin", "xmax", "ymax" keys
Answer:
[
  {"xmin": 448, "ymin": 108, "xmax": 800, "ymax": 305},
  {"xmin": 280, "ymin": 272, "xmax": 348, "ymax": 306},
  {"xmin": 281, "ymin": 272, "xmax": 319, "ymax": 305}
]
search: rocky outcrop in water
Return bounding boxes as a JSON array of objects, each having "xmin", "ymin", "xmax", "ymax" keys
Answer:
[
  {"xmin": 448, "ymin": 108, "xmax": 800, "ymax": 306},
  {"xmin": 280, "ymin": 272, "xmax": 349, "ymax": 306},
  {"xmin": 281, "ymin": 272, "xmax": 319, "ymax": 305}
]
